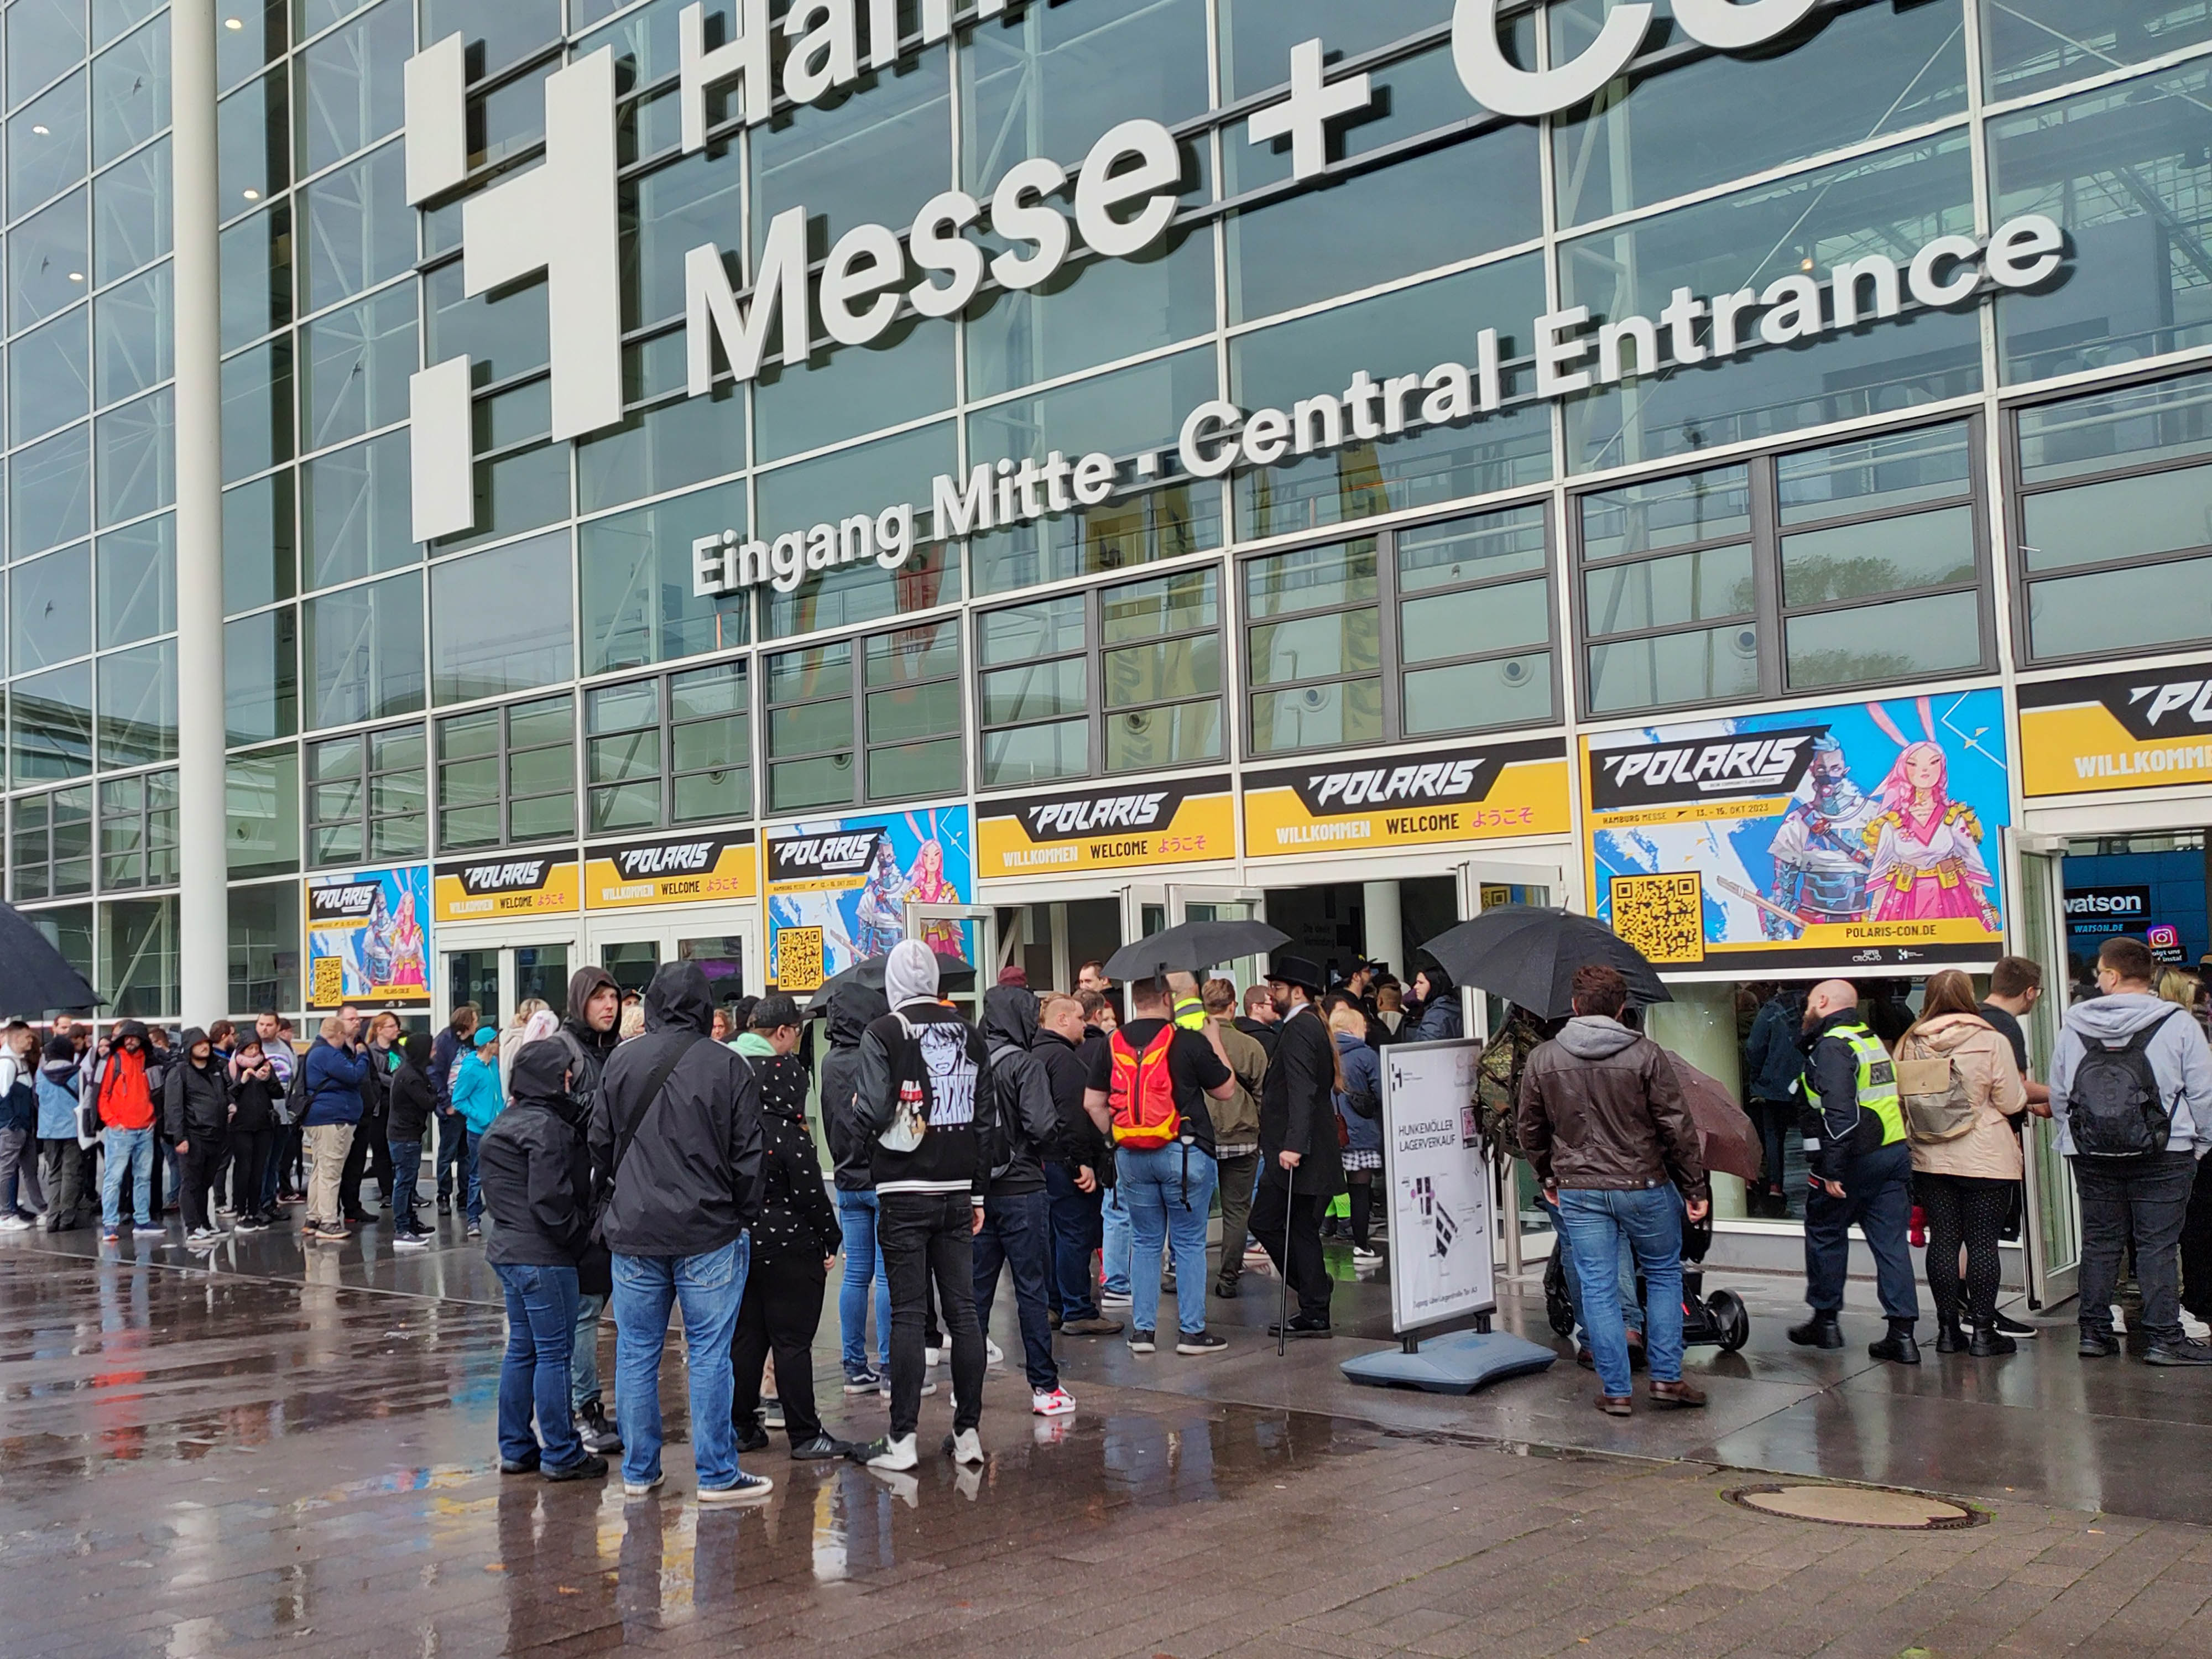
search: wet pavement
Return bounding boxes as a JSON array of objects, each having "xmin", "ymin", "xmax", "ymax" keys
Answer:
[{"xmin": 8, "ymin": 1213, "xmax": 2212, "ymax": 1656}]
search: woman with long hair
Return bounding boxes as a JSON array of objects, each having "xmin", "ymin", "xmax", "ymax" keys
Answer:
[
  {"xmin": 1863, "ymin": 742, "xmax": 1999, "ymax": 931},
  {"xmin": 1898, "ymin": 969, "xmax": 2027, "ymax": 1355}
]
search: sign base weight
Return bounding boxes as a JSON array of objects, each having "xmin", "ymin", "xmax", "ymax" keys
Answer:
[{"xmin": 1340, "ymin": 1330, "xmax": 1558, "ymax": 1395}]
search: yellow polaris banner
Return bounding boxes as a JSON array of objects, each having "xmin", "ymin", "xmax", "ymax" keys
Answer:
[
  {"xmin": 2020, "ymin": 665, "xmax": 2212, "ymax": 797},
  {"xmin": 1243, "ymin": 740, "xmax": 1571, "ymax": 858},
  {"xmin": 978, "ymin": 778, "xmax": 1237, "ymax": 877},
  {"xmin": 434, "ymin": 855, "xmax": 579, "ymax": 923},
  {"xmin": 583, "ymin": 832, "xmax": 758, "ymax": 910}
]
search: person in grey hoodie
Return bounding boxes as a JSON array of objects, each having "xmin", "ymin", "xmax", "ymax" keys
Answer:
[{"xmin": 2050, "ymin": 934, "xmax": 2212, "ymax": 1365}]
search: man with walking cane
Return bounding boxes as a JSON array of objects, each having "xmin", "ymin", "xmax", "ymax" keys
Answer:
[{"xmin": 1250, "ymin": 955, "xmax": 1343, "ymax": 1345}]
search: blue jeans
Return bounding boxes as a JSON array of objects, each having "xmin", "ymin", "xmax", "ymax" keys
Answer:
[
  {"xmin": 1117, "ymin": 1144, "xmax": 1218, "ymax": 1338},
  {"xmin": 465, "ymin": 1130, "xmax": 484, "ymax": 1224},
  {"xmin": 973, "ymin": 1188, "xmax": 1057, "ymax": 1391},
  {"xmin": 388, "ymin": 1138, "xmax": 422, "ymax": 1223},
  {"xmin": 1101, "ymin": 1177, "xmax": 1131, "ymax": 1296},
  {"xmin": 572, "ymin": 1292, "xmax": 603, "ymax": 1411},
  {"xmin": 100, "ymin": 1127, "xmax": 155, "ymax": 1228},
  {"xmin": 494, "ymin": 1261, "xmax": 586, "ymax": 1471},
  {"xmin": 612, "ymin": 1238, "xmax": 748, "ymax": 1490},
  {"xmin": 1540, "ymin": 1190, "xmax": 1642, "ymax": 1347},
  {"xmin": 1557, "ymin": 1187, "xmax": 1685, "ymax": 1399},
  {"xmin": 1044, "ymin": 1162, "xmax": 1104, "ymax": 1320},
  {"xmin": 435, "ymin": 1110, "xmax": 466, "ymax": 1199},
  {"xmin": 834, "ymin": 1190, "xmax": 893, "ymax": 1378}
]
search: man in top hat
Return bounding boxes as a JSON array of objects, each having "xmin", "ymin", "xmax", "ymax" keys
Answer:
[{"xmin": 1250, "ymin": 954, "xmax": 1345, "ymax": 1338}]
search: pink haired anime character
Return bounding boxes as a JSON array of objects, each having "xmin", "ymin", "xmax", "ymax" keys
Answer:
[{"xmin": 1860, "ymin": 699, "xmax": 1999, "ymax": 933}]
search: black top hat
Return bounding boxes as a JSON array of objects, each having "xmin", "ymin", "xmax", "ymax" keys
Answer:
[{"xmin": 1266, "ymin": 953, "xmax": 1326, "ymax": 995}]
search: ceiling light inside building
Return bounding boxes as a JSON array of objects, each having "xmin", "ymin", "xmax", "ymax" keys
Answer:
[
  {"xmin": 243, "ymin": 187, "xmax": 260, "ymax": 200},
  {"xmin": 225, "ymin": 15, "xmax": 244, "ymax": 27}
]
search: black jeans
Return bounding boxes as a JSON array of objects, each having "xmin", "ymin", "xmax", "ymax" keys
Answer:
[
  {"xmin": 2074, "ymin": 1150, "xmax": 2197, "ymax": 1347},
  {"xmin": 973, "ymin": 1188, "xmax": 1057, "ymax": 1392},
  {"xmin": 1804, "ymin": 1141, "xmax": 1918, "ymax": 1322},
  {"xmin": 435, "ymin": 1111, "xmax": 467, "ymax": 1200},
  {"xmin": 879, "ymin": 1192, "xmax": 984, "ymax": 1440},
  {"xmin": 2179, "ymin": 1154, "xmax": 2212, "ymax": 1320},
  {"xmin": 1250, "ymin": 1178, "xmax": 1332, "ymax": 1323},
  {"xmin": 731, "ymin": 1252, "xmax": 827, "ymax": 1447},
  {"xmin": 179, "ymin": 1132, "xmax": 226, "ymax": 1233},
  {"xmin": 339, "ymin": 1111, "xmax": 392, "ymax": 1213},
  {"xmin": 1916, "ymin": 1171, "xmax": 2012, "ymax": 1327},
  {"xmin": 1749, "ymin": 1098, "xmax": 1793, "ymax": 1194},
  {"xmin": 227, "ymin": 1128, "xmax": 275, "ymax": 1218}
]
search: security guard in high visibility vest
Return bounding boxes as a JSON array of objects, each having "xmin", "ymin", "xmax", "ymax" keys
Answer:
[{"xmin": 1788, "ymin": 978, "xmax": 1923, "ymax": 1364}]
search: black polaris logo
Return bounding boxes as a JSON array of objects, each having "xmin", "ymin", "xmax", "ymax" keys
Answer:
[
  {"xmin": 767, "ymin": 830, "xmax": 885, "ymax": 884},
  {"xmin": 309, "ymin": 884, "xmax": 379, "ymax": 918},
  {"xmin": 2020, "ymin": 663, "xmax": 2212, "ymax": 740},
  {"xmin": 1590, "ymin": 727, "xmax": 1825, "ymax": 811}
]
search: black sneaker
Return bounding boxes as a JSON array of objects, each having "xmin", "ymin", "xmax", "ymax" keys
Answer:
[
  {"xmin": 2145, "ymin": 1338, "xmax": 2212, "ymax": 1366},
  {"xmin": 789, "ymin": 1435, "xmax": 853, "ymax": 1461},
  {"xmin": 1992, "ymin": 1311, "xmax": 2038, "ymax": 1339},
  {"xmin": 1269, "ymin": 1316, "xmax": 1333, "ymax": 1340},
  {"xmin": 735, "ymin": 1423, "xmax": 771, "ymax": 1454},
  {"xmin": 576, "ymin": 1400, "xmax": 623, "ymax": 1454},
  {"xmin": 543, "ymin": 1453, "xmax": 608, "ymax": 1482},
  {"xmin": 499, "ymin": 1453, "xmax": 542, "ymax": 1475},
  {"xmin": 1176, "ymin": 1331, "xmax": 1228, "ymax": 1355},
  {"xmin": 2079, "ymin": 1331, "xmax": 2120, "ymax": 1358},
  {"xmin": 1126, "ymin": 1329, "xmax": 1156, "ymax": 1354}
]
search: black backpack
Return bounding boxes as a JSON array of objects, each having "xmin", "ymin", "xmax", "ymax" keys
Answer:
[{"xmin": 2068, "ymin": 1012, "xmax": 2181, "ymax": 1159}]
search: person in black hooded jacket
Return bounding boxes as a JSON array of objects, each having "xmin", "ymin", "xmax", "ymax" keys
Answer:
[
  {"xmin": 386, "ymin": 1033, "xmax": 438, "ymax": 1249},
  {"xmin": 164, "ymin": 1029, "xmax": 229, "ymax": 1244},
  {"xmin": 820, "ymin": 978, "xmax": 895, "ymax": 1390},
  {"xmin": 588, "ymin": 961, "xmax": 767, "ymax": 1500},
  {"xmin": 478, "ymin": 1039, "xmax": 604, "ymax": 1483},
  {"xmin": 553, "ymin": 964, "xmax": 623, "ymax": 1454},
  {"xmin": 975, "ymin": 984, "xmax": 1073, "ymax": 1414},
  {"xmin": 729, "ymin": 994, "xmax": 849, "ymax": 1462}
]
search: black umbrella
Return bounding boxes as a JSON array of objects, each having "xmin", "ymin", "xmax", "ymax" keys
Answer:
[
  {"xmin": 0, "ymin": 901, "xmax": 101, "ymax": 1014},
  {"xmin": 1417, "ymin": 906, "xmax": 1670, "ymax": 1021},
  {"xmin": 802, "ymin": 950, "xmax": 977, "ymax": 1014},
  {"xmin": 1103, "ymin": 919, "xmax": 1290, "ymax": 983}
]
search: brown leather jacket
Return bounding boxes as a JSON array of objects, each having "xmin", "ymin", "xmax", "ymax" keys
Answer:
[{"xmin": 1515, "ymin": 1017, "xmax": 1708, "ymax": 1201}]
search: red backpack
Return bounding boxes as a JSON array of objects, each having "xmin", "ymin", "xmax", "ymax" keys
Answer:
[{"xmin": 1108, "ymin": 1025, "xmax": 1180, "ymax": 1150}]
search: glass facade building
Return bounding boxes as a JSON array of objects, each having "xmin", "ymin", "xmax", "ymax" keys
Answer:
[{"xmin": 2, "ymin": 0, "xmax": 2210, "ymax": 1104}]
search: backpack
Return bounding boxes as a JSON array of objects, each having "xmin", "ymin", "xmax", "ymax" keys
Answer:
[
  {"xmin": 2068, "ymin": 1012, "xmax": 2180, "ymax": 1160},
  {"xmin": 1108, "ymin": 1026, "xmax": 1180, "ymax": 1150},
  {"xmin": 986, "ymin": 1041, "xmax": 1030, "ymax": 1181},
  {"xmin": 1895, "ymin": 1050, "xmax": 1976, "ymax": 1144}
]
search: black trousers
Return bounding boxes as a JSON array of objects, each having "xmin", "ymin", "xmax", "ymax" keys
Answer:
[
  {"xmin": 1250, "ymin": 1179, "xmax": 1332, "ymax": 1322},
  {"xmin": 879, "ymin": 1192, "xmax": 983, "ymax": 1440},
  {"xmin": 180, "ymin": 1133, "xmax": 226, "ymax": 1233},
  {"xmin": 1917, "ymin": 1172, "xmax": 2012, "ymax": 1327},
  {"xmin": 731, "ymin": 1253, "xmax": 828, "ymax": 1447},
  {"xmin": 338, "ymin": 1112, "xmax": 392, "ymax": 1213},
  {"xmin": 227, "ymin": 1128, "xmax": 276, "ymax": 1218}
]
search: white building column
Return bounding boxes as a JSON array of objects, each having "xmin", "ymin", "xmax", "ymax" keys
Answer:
[
  {"xmin": 1361, "ymin": 880, "xmax": 1402, "ymax": 975},
  {"xmin": 171, "ymin": 0, "xmax": 227, "ymax": 1023}
]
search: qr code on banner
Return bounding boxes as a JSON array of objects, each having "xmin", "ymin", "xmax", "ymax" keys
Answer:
[
  {"xmin": 1610, "ymin": 873, "xmax": 1706, "ymax": 964},
  {"xmin": 309, "ymin": 956, "xmax": 344, "ymax": 1009},
  {"xmin": 775, "ymin": 927, "xmax": 826, "ymax": 993}
]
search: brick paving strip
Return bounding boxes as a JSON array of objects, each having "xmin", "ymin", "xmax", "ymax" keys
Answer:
[{"xmin": 8, "ymin": 1249, "xmax": 2212, "ymax": 1657}]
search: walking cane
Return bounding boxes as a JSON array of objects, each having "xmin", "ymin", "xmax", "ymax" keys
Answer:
[{"xmin": 1277, "ymin": 1172, "xmax": 1293, "ymax": 1358}]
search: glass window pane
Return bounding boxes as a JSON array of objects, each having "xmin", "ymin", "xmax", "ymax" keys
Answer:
[
  {"xmin": 96, "ymin": 637, "xmax": 176, "ymax": 765},
  {"xmin": 1581, "ymin": 465, "xmax": 1751, "ymax": 561},
  {"xmin": 9, "ymin": 72, "xmax": 88, "ymax": 222},
  {"xmin": 1406, "ymin": 653, "xmax": 1552, "ymax": 735},
  {"xmin": 757, "ymin": 424, "xmax": 958, "ymax": 639},
  {"xmin": 227, "ymin": 749, "xmax": 299, "ymax": 878},
  {"xmin": 864, "ymin": 619, "xmax": 958, "ymax": 688},
  {"xmin": 1219, "ymin": 0, "xmax": 1448, "ymax": 100},
  {"xmin": 223, "ymin": 471, "xmax": 296, "ymax": 612},
  {"xmin": 429, "ymin": 530, "xmax": 573, "ymax": 703},
  {"xmin": 1778, "ymin": 422, "xmax": 1973, "ymax": 524},
  {"xmin": 766, "ymin": 641, "xmax": 850, "ymax": 706},
  {"xmin": 219, "ymin": 201, "xmax": 291, "ymax": 351},
  {"xmin": 219, "ymin": 0, "xmax": 289, "ymax": 95},
  {"xmin": 768, "ymin": 698, "xmax": 849, "ymax": 758},
  {"xmin": 224, "ymin": 606, "xmax": 297, "ymax": 743},
  {"xmin": 228, "ymin": 879, "xmax": 303, "ymax": 1011},
  {"xmin": 866, "ymin": 680, "xmax": 960, "ymax": 745},
  {"xmin": 303, "ymin": 431, "xmax": 413, "ymax": 586},
  {"xmin": 751, "ymin": 41, "xmax": 951, "ymax": 265},
  {"xmin": 95, "ymin": 385, "xmax": 175, "ymax": 525},
  {"xmin": 578, "ymin": 479, "xmax": 748, "ymax": 675},
  {"xmin": 770, "ymin": 754, "xmax": 854, "ymax": 815},
  {"xmin": 591, "ymin": 779, "xmax": 660, "ymax": 833},
  {"xmin": 304, "ymin": 570, "xmax": 422, "ymax": 727},
  {"xmin": 672, "ymin": 765, "xmax": 748, "ymax": 825},
  {"xmin": 12, "ymin": 542, "xmax": 92, "ymax": 670},
  {"xmin": 1587, "ymin": 625, "xmax": 1760, "ymax": 715},
  {"xmin": 1781, "ymin": 505, "xmax": 1976, "ymax": 608},
  {"xmin": 1784, "ymin": 590, "xmax": 1983, "ymax": 690},
  {"xmin": 9, "ymin": 186, "xmax": 91, "ymax": 331},
  {"xmin": 1985, "ymin": 0, "xmax": 2212, "ymax": 102},
  {"xmin": 12, "ymin": 661, "xmax": 94, "ymax": 783},
  {"xmin": 296, "ymin": 0, "xmax": 408, "ymax": 173},
  {"xmin": 1245, "ymin": 541, "xmax": 1377, "ymax": 618},
  {"xmin": 217, "ymin": 66, "xmax": 286, "ymax": 215},
  {"xmin": 623, "ymin": 139, "xmax": 745, "ymax": 332},
  {"xmin": 1246, "ymin": 613, "xmax": 1377, "ymax": 689},
  {"xmin": 1990, "ymin": 65, "xmax": 2212, "ymax": 384},
  {"xmin": 866, "ymin": 736, "xmax": 959, "ymax": 804},
  {"xmin": 588, "ymin": 727, "xmax": 658, "ymax": 785},
  {"xmin": 11, "ymin": 0, "xmax": 89, "ymax": 106},
  {"xmin": 93, "ymin": 262, "xmax": 171, "ymax": 409},
  {"xmin": 968, "ymin": 227, "xmax": 1215, "ymax": 400},
  {"xmin": 301, "ymin": 285, "xmax": 414, "ymax": 456},
  {"xmin": 576, "ymin": 384, "xmax": 744, "ymax": 515},
  {"xmin": 423, "ymin": 259, "xmax": 547, "ymax": 387},
  {"xmin": 1104, "ymin": 635, "xmax": 1220, "ymax": 707},
  {"xmin": 96, "ymin": 511, "xmax": 174, "ymax": 647},
  {"xmin": 1105, "ymin": 697, "xmax": 1221, "ymax": 773},
  {"xmin": 419, "ymin": 0, "xmax": 559, "ymax": 76},
  {"xmin": 982, "ymin": 659, "xmax": 1084, "ymax": 726},
  {"xmin": 1403, "ymin": 575, "xmax": 1549, "ymax": 665},
  {"xmin": 92, "ymin": 13, "xmax": 169, "ymax": 168},
  {"xmin": 2028, "ymin": 554, "xmax": 2212, "ymax": 660},
  {"xmin": 13, "ymin": 306, "xmax": 92, "ymax": 446},
  {"xmin": 221, "ymin": 336, "xmax": 294, "ymax": 482},
  {"xmin": 982, "ymin": 719, "xmax": 1087, "ymax": 789},
  {"xmin": 979, "ymin": 596, "xmax": 1083, "ymax": 666},
  {"xmin": 2023, "ymin": 464, "xmax": 2212, "ymax": 574},
  {"xmin": 103, "ymin": 896, "xmax": 178, "ymax": 1019},
  {"xmin": 670, "ymin": 661, "xmax": 743, "ymax": 719},
  {"xmin": 1250, "ymin": 680, "xmax": 1383, "ymax": 755},
  {"xmin": 93, "ymin": 134, "xmax": 171, "ymax": 284},
  {"xmin": 11, "ymin": 424, "xmax": 93, "ymax": 556},
  {"xmin": 1399, "ymin": 504, "xmax": 1548, "ymax": 593},
  {"xmin": 670, "ymin": 716, "xmax": 745, "ymax": 775},
  {"xmin": 300, "ymin": 140, "xmax": 410, "ymax": 312},
  {"xmin": 1584, "ymin": 545, "xmax": 1755, "ymax": 637},
  {"xmin": 2018, "ymin": 369, "xmax": 2212, "ymax": 484},
  {"xmin": 587, "ymin": 679, "xmax": 658, "ymax": 734},
  {"xmin": 755, "ymin": 319, "xmax": 956, "ymax": 465}
]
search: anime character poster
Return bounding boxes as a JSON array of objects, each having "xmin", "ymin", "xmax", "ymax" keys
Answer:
[
  {"xmin": 1582, "ymin": 689, "xmax": 2011, "ymax": 975},
  {"xmin": 763, "ymin": 807, "xmax": 974, "ymax": 993},
  {"xmin": 305, "ymin": 865, "xmax": 434, "ymax": 1009}
]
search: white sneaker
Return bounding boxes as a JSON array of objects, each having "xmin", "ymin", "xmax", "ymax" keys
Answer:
[
  {"xmin": 623, "ymin": 1473, "xmax": 665, "ymax": 1498},
  {"xmin": 0, "ymin": 1215, "xmax": 33, "ymax": 1233},
  {"xmin": 944, "ymin": 1427, "xmax": 984, "ymax": 1466},
  {"xmin": 925, "ymin": 1344, "xmax": 945, "ymax": 1368},
  {"xmin": 1098, "ymin": 1290, "xmax": 1132, "ymax": 1310},
  {"xmin": 1352, "ymin": 1246, "xmax": 1383, "ymax": 1267},
  {"xmin": 1031, "ymin": 1387, "xmax": 1076, "ymax": 1417},
  {"xmin": 698, "ymin": 1473, "xmax": 773, "ymax": 1504},
  {"xmin": 985, "ymin": 1339, "xmax": 1004, "ymax": 1366},
  {"xmin": 865, "ymin": 1433, "xmax": 918, "ymax": 1472},
  {"xmin": 878, "ymin": 1376, "xmax": 936, "ymax": 1397}
]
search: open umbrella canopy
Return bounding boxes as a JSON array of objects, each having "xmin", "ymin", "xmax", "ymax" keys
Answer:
[
  {"xmin": 0, "ymin": 901, "xmax": 101, "ymax": 1015},
  {"xmin": 1665, "ymin": 1053, "xmax": 1763, "ymax": 1185},
  {"xmin": 802, "ymin": 950, "xmax": 975, "ymax": 1015},
  {"xmin": 1103, "ymin": 919, "xmax": 1290, "ymax": 983},
  {"xmin": 1417, "ymin": 905, "xmax": 1670, "ymax": 1020}
]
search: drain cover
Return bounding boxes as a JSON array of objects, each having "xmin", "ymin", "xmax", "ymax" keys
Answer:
[{"xmin": 1724, "ymin": 1483, "xmax": 1984, "ymax": 1530}]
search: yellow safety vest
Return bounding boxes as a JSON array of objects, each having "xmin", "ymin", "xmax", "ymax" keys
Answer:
[
  {"xmin": 1837, "ymin": 1021, "xmax": 1906, "ymax": 1148},
  {"xmin": 1172, "ymin": 995, "xmax": 1206, "ymax": 1031}
]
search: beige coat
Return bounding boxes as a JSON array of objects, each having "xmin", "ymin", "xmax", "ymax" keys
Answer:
[{"xmin": 1900, "ymin": 1013, "xmax": 2027, "ymax": 1180}]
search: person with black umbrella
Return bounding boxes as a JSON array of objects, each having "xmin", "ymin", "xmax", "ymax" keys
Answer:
[{"xmin": 1250, "ymin": 954, "xmax": 1344, "ymax": 1340}]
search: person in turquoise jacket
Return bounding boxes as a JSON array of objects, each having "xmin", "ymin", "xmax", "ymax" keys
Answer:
[{"xmin": 451, "ymin": 1027, "xmax": 504, "ymax": 1238}]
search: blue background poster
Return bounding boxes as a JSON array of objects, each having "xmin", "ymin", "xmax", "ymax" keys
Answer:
[
  {"xmin": 763, "ymin": 806, "xmax": 974, "ymax": 992},
  {"xmin": 1583, "ymin": 688, "xmax": 2012, "ymax": 975},
  {"xmin": 306, "ymin": 864, "xmax": 434, "ymax": 1009}
]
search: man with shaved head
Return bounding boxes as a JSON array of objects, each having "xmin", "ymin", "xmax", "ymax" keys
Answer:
[{"xmin": 1790, "ymin": 978, "xmax": 1920, "ymax": 1363}]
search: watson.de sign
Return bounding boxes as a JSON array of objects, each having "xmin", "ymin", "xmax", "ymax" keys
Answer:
[{"xmin": 403, "ymin": 0, "xmax": 2072, "ymax": 586}]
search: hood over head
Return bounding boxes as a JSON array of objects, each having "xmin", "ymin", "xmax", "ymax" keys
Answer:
[
  {"xmin": 114, "ymin": 1019, "xmax": 148, "ymax": 1045},
  {"xmin": 2065, "ymin": 989, "xmax": 2186, "ymax": 1042},
  {"xmin": 884, "ymin": 939, "xmax": 940, "ymax": 1008},
  {"xmin": 179, "ymin": 1026, "xmax": 210, "ymax": 1057},
  {"xmin": 1557, "ymin": 1014, "xmax": 1642, "ymax": 1061},
  {"xmin": 826, "ymin": 980, "xmax": 890, "ymax": 1048},
  {"xmin": 43, "ymin": 1034, "xmax": 75, "ymax": 1065},
  {"xmin": 565, "ymin": 965, "xmax": 622, "ymax": 1048},
  {"xmin": 403, "ymin": 1032, "xmax": 434, "ymax": 1069},
  {"xmin": 643, "ymin": 961, "xmax": 714, "ymax": 1036},
  {"xmin": 982, "ymin": 984, "xmax": 1039, "ymax": 1050},
  {"xmin": 508, "ymin": 1038, "xmax": 581, "ymax": 1120}
]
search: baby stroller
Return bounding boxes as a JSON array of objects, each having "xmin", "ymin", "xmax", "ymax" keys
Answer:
[{"xmin": 1544, "ymin": 1209, "xmax": 1750, "ymax": 1353}]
